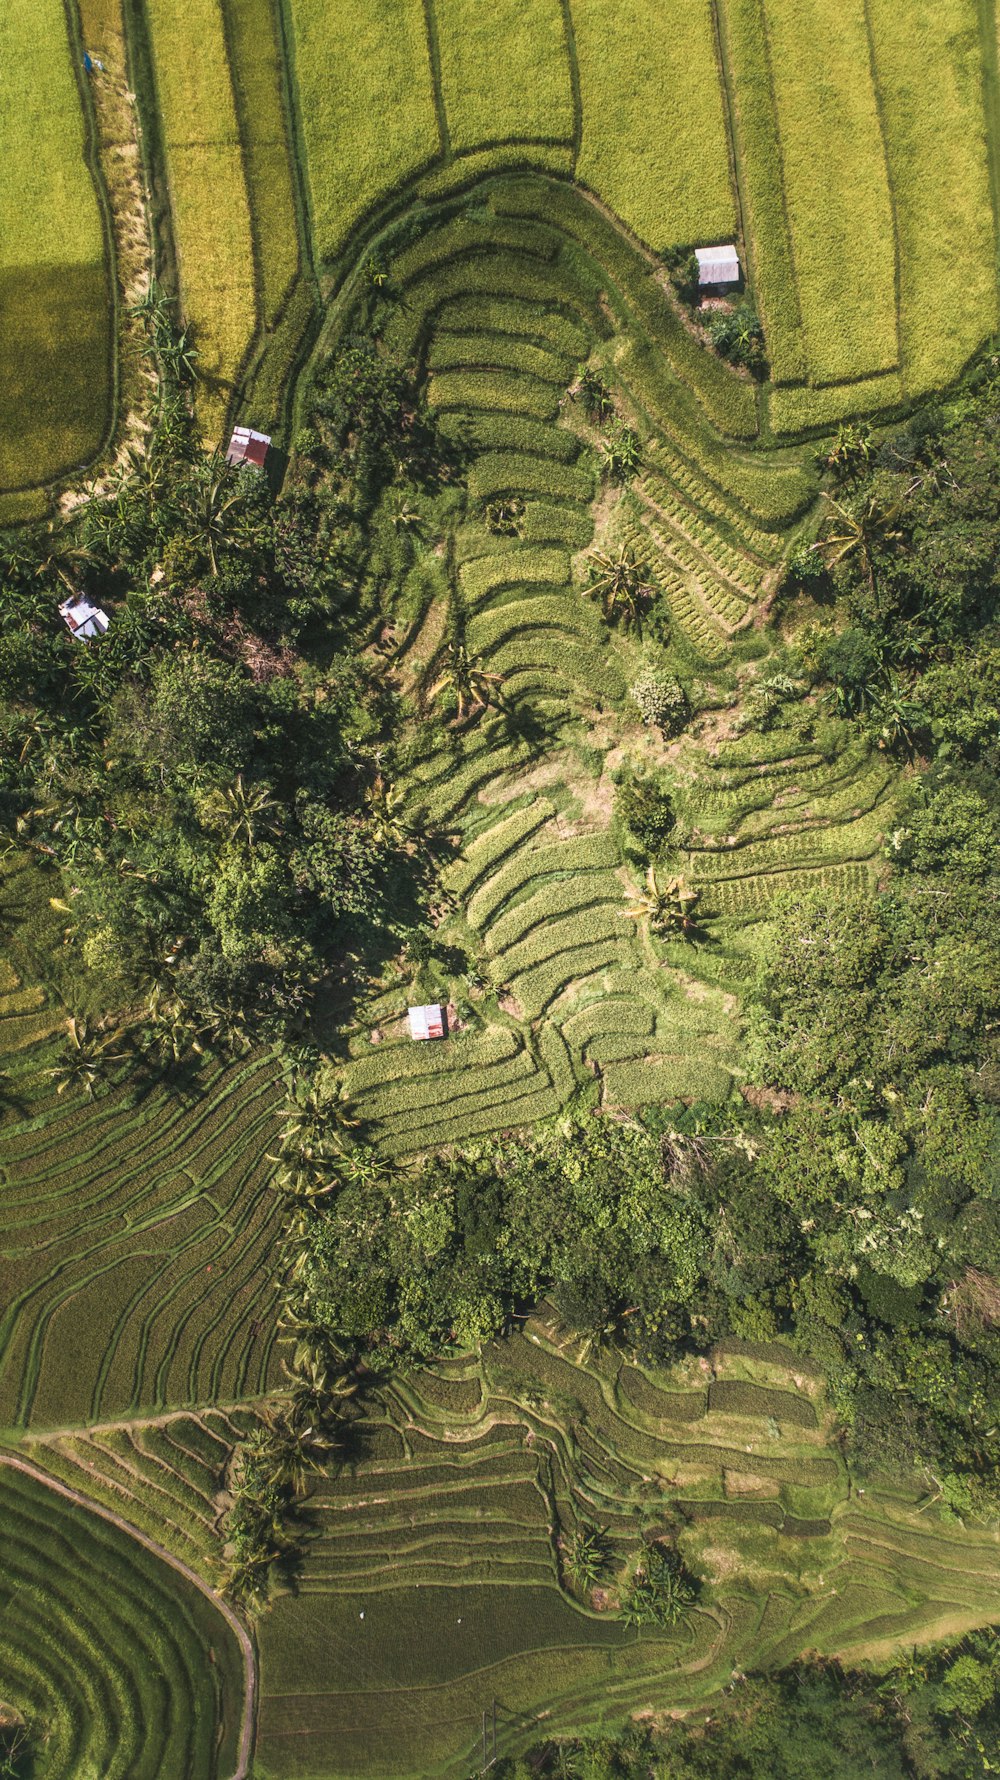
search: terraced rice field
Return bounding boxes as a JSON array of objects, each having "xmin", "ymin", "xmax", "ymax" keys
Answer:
[
  {"xmin": 11, "ymin": 0, "xmax": 1000, "ymax": 496},
  {"xmin": 254, "ymin": 1316, "xmax": 1000, "ymax": 1778},
  {"xmin": 0, "ymin": 1047, "xmax": 284, "ymax": 1430},
  {"xmin": 326, "ymin": 177, "xmax": 893, "ymax": 1154},
  {"xmin": 24, "ymin": 1405, "xmax": 257, "ymax": 1572},
  {"xmin": 0, "ymin": 1460, "xmax": 245, "ymax": 1780}
]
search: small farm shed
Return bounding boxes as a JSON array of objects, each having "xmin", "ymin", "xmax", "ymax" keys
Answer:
[
  {"xmin": 408, "ymin": 1004, "xmax": 445, "ymax": 1041},
  {"xmin": 58, "ymin": 596, "xmax": 109, "ymax": 642},
  {"xmin": 225, "ymin": 426, "xmax": 271, "ymax": 468},
  {"xmin": 696, "ymin": 244, "xmax": 741, "ymax": 288}
]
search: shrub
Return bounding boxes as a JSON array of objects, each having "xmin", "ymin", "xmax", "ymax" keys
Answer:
[
  {"xmin": 629, "ymin": 668, "xmax": 688, "ymax": 733},
  {"xmin": 614, "ymin": 768, "xmax": 675, "ymax": 856},
  {"xmin": 706, "ymin": 300, "xmax": 766, "ymax": 373}
]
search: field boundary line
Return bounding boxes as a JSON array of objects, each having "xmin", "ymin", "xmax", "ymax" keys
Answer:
[
  {"xmin": 976, "ymin": 0, "xmax": 1000, "ymax": 291},
  {"xmin": 0, "ymin": 1450, "xmax": 257, "ymax": 1780}
]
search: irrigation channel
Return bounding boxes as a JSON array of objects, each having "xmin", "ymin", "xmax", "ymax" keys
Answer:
[{"xmin": 0, "ymin": 1452, "xmax": 256, "ymax": 1780}]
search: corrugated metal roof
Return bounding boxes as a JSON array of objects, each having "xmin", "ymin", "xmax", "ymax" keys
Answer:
[
  {"xmin": 696, "ymin": 244, "xmax": 741, "ymax": 284},
  {"xmin": 408, "ymin": 1004, "xmax": 445, "ymax": 1040},
  {"xmin": 58, "ymin": 597, "xmax": 109, "ymax": 642},
  {"xmin": 226, "ymin": 427, "xmax": 271, "ymax": 468}
]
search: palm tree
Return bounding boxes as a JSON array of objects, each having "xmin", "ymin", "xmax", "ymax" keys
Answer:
[
  {"xmin": 483, "ymin": 496, "xmax": 525, "ymax": 537},
  {"xmin": 143, "ymin": 984, "xmax": 206, "ymax": 1067},
  {"xmin": 564, "ymin": 1524, "xmax": 611, "ymax": 1589},
  {"xmin": 202, "ymin": 774, "xmax": 281, "ymax": 849},
  {"xmin": 624, "ymin": 866, "xmax": 702, "ymax": 939},
  {"xmin": 815, "ymin": 491, "xmax": 905, "ymax": 588},
  {"xmin": 365, "ymin": 772, "xmax": 411, "ymax": 848},
  {"xmin": 388, "ymin": 491, "xmax": 422, "ymax": 531},
  {"xmin": 586, "ymin": 547, "xmax": 654, "ymax": 632},
  {"xmin": 47, "ymin": 1016, "xmax": 125, "ymax": 1099},
  {"xmin": 428, "ymin": 643, "xmax": 505, "ymax": 723},
  {"xmin": 183, "ymin": 454, "xmax": 248, "ymax": 576}
]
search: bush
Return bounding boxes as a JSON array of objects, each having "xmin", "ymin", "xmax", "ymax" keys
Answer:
[
  {"xmin": 614, "ymin": 767, "xmax": 675, "ymax": 856},
  {"xmin": 629, "ymin": 668, "xmax": 688, "ymax": 733},
  {"xmin": 706, "ymin": 300, "xmax": 766, "ymax": 372}
]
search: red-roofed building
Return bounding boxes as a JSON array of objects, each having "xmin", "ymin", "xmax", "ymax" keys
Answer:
[{"xmin": 225, "ymin": 426, "xmax": 271, "ymax": 469}]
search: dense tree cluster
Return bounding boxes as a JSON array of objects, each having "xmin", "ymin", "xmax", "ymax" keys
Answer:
[
  {"xmin": 494, "ymin": 1640, "xmax": 1000, "ymax": 1780},
  {"xmin": 0, "ymin": 328, "xmax": 448, "ymax": 1041}
]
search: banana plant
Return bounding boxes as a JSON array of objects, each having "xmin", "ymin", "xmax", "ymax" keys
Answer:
[{"xmin": 624, "ymin": 866, "xmax": 702, "ymax": 939}]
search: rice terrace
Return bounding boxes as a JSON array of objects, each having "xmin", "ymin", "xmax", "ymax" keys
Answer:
[{"xmin": 3, "ymin": 1, "xmax": 1000, "ymax": 1777}]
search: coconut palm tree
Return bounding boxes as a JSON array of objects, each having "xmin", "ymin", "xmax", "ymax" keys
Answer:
[
  {"xmin": 47, "ymin": 1016, "xmax": 126, "ymax": 1099},
  {"xmin": 142, "ymin": 984, "xmax": 206, "ymax": 1067},
  {"xmin": 428, "ymin": 643, "xmax": 505, "ymax": 723},
  {"xmin": 182, "ymin": 454, "xmax": 248, "ymax": 576},
  {"xmin": 624, "ymin": 866, "xmax": 702, "ymax": 939},
  {"xmin": 815, "ymin": 491, "xmax": 905, "ymax": 589},
  {"xmin": 586, "ymin": 547, "xmax": 654, "ymax": 632},
  {"xmin": 202, "ymin": 774, "xmax": 281, "ymax": 850}
]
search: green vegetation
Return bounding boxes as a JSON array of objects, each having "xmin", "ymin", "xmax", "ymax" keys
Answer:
[
  {"xmin": 287, "ymin": 0, "xmax": 438, "ymax": 256},
  {"xmin": 0, "ymin": 1464, "xmax": 244, "ymax": 1779},
  {"xmin": 252, "ymin": 1325, "xmax": 1000, "ymax": 1777},
  {"xmin": 0, "ymin": 0, "xmax": 111, "ymax": 497},
  {"xmin": 145, "ymin": 0, "xmax": 256, "ymax": 431},
  {"xmin": 868, "ymin": 0, "xmax": 997, "ymax": 396},
  {"xmin": 762, "ymin": 0, "xmax": 898, "ymax": 385},
  {"xmin": 7, "ymin": 13, "xmax": 1000, "ymax": 1780}
]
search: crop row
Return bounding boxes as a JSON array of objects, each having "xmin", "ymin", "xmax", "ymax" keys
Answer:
[
  {"xmin": 0, "ymin": 1054, "xmax": 283, "ymax": 1427},
  {"xmin": 0, "ymin": 1464, "xmax": 243, "ymax": 1780}
]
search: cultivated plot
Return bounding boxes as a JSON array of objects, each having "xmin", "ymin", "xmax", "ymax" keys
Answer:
[
  {"xmin": 0, "ymin": 0, "xmax": 112, "ymax": 496},
  {"xmin": 0, "ymin": 1052, "xmax": 284, "ymax": 1429},
  {"xmin": 254, "ymin": 1322, "xmax": 1000, "ymax": 1778}
]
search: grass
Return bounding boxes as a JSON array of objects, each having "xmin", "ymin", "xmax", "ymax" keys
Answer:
[
  {"xmin": 867, "ymin": 0, "xmax": 998, "ymax": 395},
  {"xmin": 573, "ymin": 0, "xmax": 736, "ymax": 251},
  {"xmin": 435, "ymin": 0, "xmax": 574, "ymax": 151},
  {"xmin": 0, "ymin": 1462, "xmax": 244, "ymax": 1780},
  {"xmin": 286, "ymin": 0, "xmax": 439, "ymax": 259},
  {"xmin": 145, "ymin": 0, "xmax": 256, "ymax": 434},
  {"xmin": 762, "ymin": 0, "xmax": 898, "ymax": 386},
  {"xmin": 0, "ymin": 0, "xmax": 111, "ymax": 492}
]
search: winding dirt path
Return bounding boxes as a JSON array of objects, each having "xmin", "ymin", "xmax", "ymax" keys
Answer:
[{"xmin": 0, "ymin": 1452, "xmax": 256, "ymax": 1780}]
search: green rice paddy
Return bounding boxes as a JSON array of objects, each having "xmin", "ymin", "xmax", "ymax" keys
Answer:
[
  {"xmin": 0, "ymin": 0, "xmax": 111, "ymax": 499},
  {"xmin": 5, "ymin": 10, "xmax": 1000, "ymax": 1778},
  {"xmin": 251, "ymin": 1316, "xmax": 1000, "ymax": 1778},
  {"xmin": 0, "ymin": 1462, "xmax": 245, "ymax": 1780},
  {"xmin": 7, "ymin": 0, "xmax": 1000, "ymax": 503}
]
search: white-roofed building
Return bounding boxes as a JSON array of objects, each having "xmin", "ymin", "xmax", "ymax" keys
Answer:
[
  {"xmin": 58, "ymin": 596, "xmax": 109, "ymax": 642},
  {"xmin": 695, "ymin": 244, "xmax": 741, "ymax": 288},
  {"xmin": 407, "ymin": 1004, "xmax": 445, "ymax": 1041}
]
